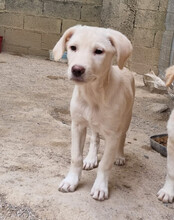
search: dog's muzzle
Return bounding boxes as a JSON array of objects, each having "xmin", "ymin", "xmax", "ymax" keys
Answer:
[{"xmin": 71, "ymin": 65, "xmax": 85, "ymax": 82}]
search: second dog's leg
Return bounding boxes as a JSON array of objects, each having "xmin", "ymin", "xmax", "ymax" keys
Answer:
[
  {"xmin": 59, "ymin": 121, "xmax": 86, "ymax": 192},
  {"xmin": 90, "ymin": 133, "xmax": 124, "ymax": 201},
  {"xmin": 83, "ymin": 132, "xmax": 100, "ymax": 170},
  {"xmin": 157, "ymin": 111, "xmax": 174, "ymax": 203},
  {"xmin": 157, "ymin": 138, "xmax": 174, "ymax": 203}
]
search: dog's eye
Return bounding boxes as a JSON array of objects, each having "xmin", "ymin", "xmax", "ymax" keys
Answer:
[
  {"xmin": 94, "ymin": 49, "xmax": 104, "ymax": 55},
  {"xmin": 70, "ymin": 46, "xmax": 77, "ymax": 51}
]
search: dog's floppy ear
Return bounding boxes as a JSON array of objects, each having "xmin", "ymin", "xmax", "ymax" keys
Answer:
[
  {"xmin": 165, "ymin": 66, "xmax": 174, "ymax": 87},
  {"xmin": 107, "ymin": 29, "xmax": 132, "ymax": 69},
  {"xmin": 53, "ymin": 26, "xmax": 80, "ymax": 61}
]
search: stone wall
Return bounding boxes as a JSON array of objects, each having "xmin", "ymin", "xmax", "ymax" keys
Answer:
[
  {"xmin": 101, "ymin": 0, "xmax": 168, "ymax": 74},
  {"xmin": 0, "ymin": 0, "xmax": 101, "ymax": 56},
  {"xmin": 158, "ymin": 0, "xmax": 174, "ymax": 77},
  {"xmin": 0, "ymin": 0, "xmax": 171, "ymax": 74}
]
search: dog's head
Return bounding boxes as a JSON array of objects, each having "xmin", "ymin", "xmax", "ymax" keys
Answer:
[
  {"xmin": 165, "ymin": 65, "xmax": 174, "ymax": 87},
  {"xmin": 53, "ymin": 25, "xmax": 132, "ymax": 83}
]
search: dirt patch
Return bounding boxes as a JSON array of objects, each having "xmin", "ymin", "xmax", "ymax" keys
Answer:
[
  {"xmin": 0, "ymin": 53, "xmax": 174, "ymax": 220},
  {"xmin": 0, "ymin": 194, "xmax": 38, "ymax": 220}
]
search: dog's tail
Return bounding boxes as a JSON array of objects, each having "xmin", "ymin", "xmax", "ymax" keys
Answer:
[{"xmin": 166, "ymin": 65, "xmax": 174, "ymax": 87}]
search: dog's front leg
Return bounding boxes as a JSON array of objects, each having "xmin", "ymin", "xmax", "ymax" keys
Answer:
[
  {"xmin": 91, "ymin": 134, "xmax": 123, "ymax": 201},
  {"xmin": 58, "ymin": 121, "xmax": 86, "ymax": 192},
  {"xmin": 157, "ymin": 138, "xmax": 174, "ymax": 203}
]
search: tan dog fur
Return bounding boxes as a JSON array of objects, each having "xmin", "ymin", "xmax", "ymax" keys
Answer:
[
  {"xmin": 53, "ymin": 26, "xmax": 135, "ymax": 201},
  {"xmin": 157, "ymin": 66, "xmax": 174, "ymax": 203}
]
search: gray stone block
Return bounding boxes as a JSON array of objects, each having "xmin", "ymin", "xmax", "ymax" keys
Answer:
[
  {"xmin": 62, "ymin": 19, "xmax": 99, "ymax": 33},
  {"xmin": 81, "ymin": 5, "xmax": 101, "ymax": 22},
  {"xmin": 65, "ymin": 0, "xmax": 102, "ymax": 5},
  {"xmin": 43, "ymin": 1, "xmax": 81, "ymax": 20},
  {"xmin": 161, "ymin": 31, "xmax": 173, "ymax": 48},
  {"xmin": 28, "ymin": 48, "xmax": 48, "ymax": 56},
  {"xmin": 0, "ymin": 26, "xmax": 4, "ymax": 36},
  {"xmin": 154, "ymin": 31, "xmax": 163, "ymax": 49},
  {"xmin": 159, "ymin": 0, "xmax": 169, "ymax": 12},
  {"xmin": 159, "ymin": 46, "xmax": 171, "ymax": 61},
  {"xmin": 135, "ymin": 10, "xmax": 166, "ymax": 30},
  {"xmin": 166, "ymin": 12, "xmax": 174, "ymax": 30},
  {"xmin": 0, "ymin": 12, "xmax": 23, "ymax": 29},
  {"xmin": 137, "ymin": 0, "xmax": 160, "ymax": 10},
  {"xmin": 5, "ymin": 0, "xmax": 43, "ymax": 15},
  {"xmin": 5, "ymin": 28, "xmax": 41, "ymax": 48},
  {"xmin": 3, "ymin": 43, "xmax": 28, "ymax": 54},
  {"xmin": 41, "ymin": 33, "xmax": 60, "ymax": 50},
  {"xmin": 24, "ymin": 15, "xmax": 61, "ymax": 34},
  {"xmin": 0, "ymin": 0, "xmax": 5, "ymax": 10},
  {"xmin": 130, "ymin": 61, "xmax": 158, "ymax": 75},
  {"xmin": 167, "ymin": 0, "xmax": 174, "ymax": 13},
  {"xmin": 133, "ymin": 28, "xmax": 155, "ymax": 48},
  {"xmin": 132, "ymin": 46, "xmax": 160, "ymax": 65}
]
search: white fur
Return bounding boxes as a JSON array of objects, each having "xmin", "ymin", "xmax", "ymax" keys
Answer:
[
  {"xmin": 157, "ymin": 66, "xmax": 174, "ymax": 203},
  {"xmin": 53, "ymin": 26, "xmax": 135, "ymax": 201}
]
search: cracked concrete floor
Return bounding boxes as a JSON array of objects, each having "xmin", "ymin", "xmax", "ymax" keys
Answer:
[{"xmin": 0, "ymin": 53, "xmax": 174, "ymax": 220}]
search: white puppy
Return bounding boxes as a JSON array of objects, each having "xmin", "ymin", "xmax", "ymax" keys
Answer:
[
  {"xmin": 157, "ymin": 66, "xmax": 174, "ymax": 203},
  {"xmin": 53, "ymin": 25, "xmax": 135, "ymax": 201}
]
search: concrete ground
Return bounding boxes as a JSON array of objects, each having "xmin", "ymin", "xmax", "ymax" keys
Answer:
[{"xmin": 0, "ymin": 53, "xmax": 174, "ymax": 220}]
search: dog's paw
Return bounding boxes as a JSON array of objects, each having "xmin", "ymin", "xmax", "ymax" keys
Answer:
[
  {"xmin": 90, "ymin": 184, "xmax": 109, "ymax": 201},
  {"xmin": 83, "ymin": 155, "xmax": 98, "ymax": 170},
  {"xmin": 157, "ymin": 188, "xmax": 174, "ymax": 203},
  {"xmin": 58, "ymin": 174, "xmax": 79, "ymax": 193},
  {"xmin": 114, "ymin": 156, "xmax": 125, "ymax": 166},
  {"xmin": 90, "ymin": 176, "xmax": 109, "ymax": 201}
]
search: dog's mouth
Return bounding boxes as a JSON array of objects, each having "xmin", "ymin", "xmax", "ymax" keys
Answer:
[{"xmin": 70, "ymin": 76, "xmax": 86, "ymax": 83}]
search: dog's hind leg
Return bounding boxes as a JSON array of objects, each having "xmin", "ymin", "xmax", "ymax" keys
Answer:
[
  {"xmin": 115, "ymin": 114, "xmax": 132, "ymax": 166},
  {"xmin": 114, "ymin": 133, "xmax": 126, "ymax": 166},
  {"xmin": 83, "ymin": 131, "xmax": 100, "ymax": 170}
]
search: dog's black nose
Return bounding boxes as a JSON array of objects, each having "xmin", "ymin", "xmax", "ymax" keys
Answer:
[{"xmin": 72, "ymin": 65, "xmax": 85, "ymax": 77}]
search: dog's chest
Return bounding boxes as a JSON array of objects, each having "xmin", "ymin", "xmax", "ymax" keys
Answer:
[
  {"xmin": 71, "ymin": 101, "xmax": 101, "ymax": 129},
  {"xmin": 81, "ymin": 104, "xmax": 112, "ymax": 133},
  {"xmin": 88, "ymin": 111, "xmax": 100, "ymax": 131},
  {"xmin": 83, "ymin": 105, "xmax": 100, "ymax": 127}
]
